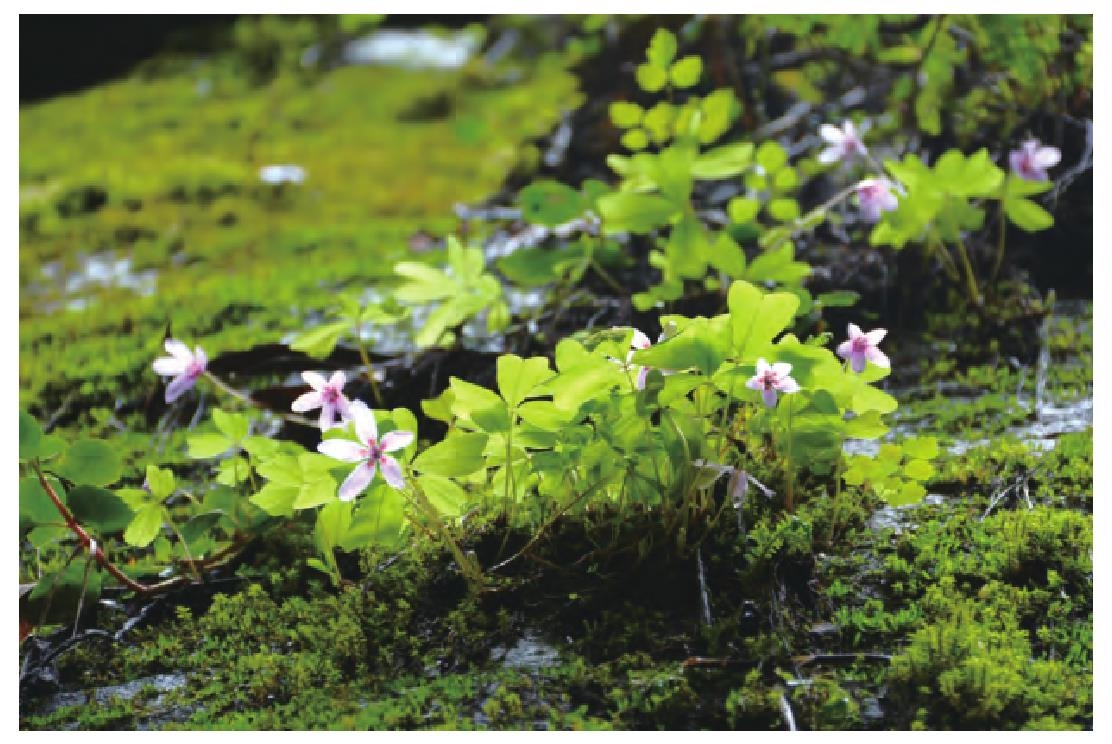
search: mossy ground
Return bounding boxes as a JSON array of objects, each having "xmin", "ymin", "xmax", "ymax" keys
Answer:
[
  {"xmin": 19, "ymin": 21, "xmax": 1092, "ymax": 732},
  {"xmin": 21, "ymin": 302, "xmax": 1092, "ymax": 730},
  {"xmin": 19, "ymin": 34, "xmax": 579, "ymax": 435}
]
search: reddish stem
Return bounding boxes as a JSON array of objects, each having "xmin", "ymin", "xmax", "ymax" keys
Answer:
[{"xmin": 32, "ymin": 462, "xmax": 249, "ymax": 596}]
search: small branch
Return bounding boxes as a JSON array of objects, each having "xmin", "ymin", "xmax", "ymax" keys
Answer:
[{"xmin": 32, "ymin": 461, "xmax": 252, "ymax": 597}]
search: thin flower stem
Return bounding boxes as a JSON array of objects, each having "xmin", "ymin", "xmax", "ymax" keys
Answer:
[
  {"xmin": 954, "ymin": 234, "xmax": 984, "ymax": 306},
  {"xmin": 784, "ymin": 396, "xmax": 795, "ymax": 513},
  {"xmin": 201, "ymin": 371, "xmax": 316, "ymax": 428},
  {"xmin": 991, "ymin": 205, "xmax": 1007, "ymax": 283},
  {"xmin": 354, "ymin": 333, "xmax": 384, "ymax": 407}
]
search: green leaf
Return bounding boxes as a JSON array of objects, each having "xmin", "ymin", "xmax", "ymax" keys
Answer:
[
  {"xmin": 516, "ymin": 180, "xmax": 587, "ymax": 227},
  {"xmin": 609, "ymin": 101, "xmax": 644, "ymax": 128},
  {"xmin": 728, "ymin": 282, "xmax": 800, "ymax": 356},
  {"xmin": 642, "ymin": 102, "xmax": 675, "ymax": 143},
  {"xmin": 816, "ymin": 290, "xmax": 860, "ymax": 308},
  {"xmin": 20, "ymin": 475, "xmax": 66, "ymax": 532},
  {"xmin": 19, "ymin": 410, "xmax": 43, "ymax": 461},
  {"xmin": 250, "ymin": 482, "xmax": 300, "ymax": 517},
  {"xmin": 145, "ymin": 465, "xmax": 175, "ymax": 501},
  {"xmin": 636, "ymin": 63, "xmax": 668, "ymax": 93},
  {"xmin": 843, "ymin": 411, "xmax": 888, "ymax": 439},
  {"xmin": 597, "ymin": 192, "xmax": 678, "ymax": 234},
  {"xmin": 902, "ymin": 436, "xmax": 940, "ymax": 460},
  {"xmin": 621, "ymin": 128, "xmax": 649, "ymax": 151},
  {"xmin": 340, "ymin": 486, "xmax": 406, "ymax": 551},
  {"xmin": 516, "ymin": 400, "xmax": 575, "ymax": 431},
  {"xmin": 645, "ymin": 28, "xmax": 677, "ymax": 68},
  {"xmin": 886, "ymin": 481, "xmax": 927, "ymax": 506},
  {"xmin": 667, "ymin": 211, "xmax": 711, "ymax": 278},
  {"xmin": 669, "ymin": 55, "xmax": 702, "ymax": 88},
  {"xmin": 290, "ymin": 320, "xmax": 350, "ymax": 360},
  {"xmin": 727, "ymin": 196, "xmax": 761, "ymax": 224},
  {"xmin": 449, "ymin": 377, "xmax": 505, "ymax": 421},
  {"xmin": 54, "ymin": 439, "xmax": 123, "ymax": 487},
  {"xmin": 315, "ymin": 500, "xmax": 353, "ymax": 553},
  {"xmin": 181, "ymin": 512, "xmax": 223, "ymax": 549},
  {"xmin": 68, "ymin": 485, "xmax": 134, "ymax": 533},
  {"xmin": 904, "ymin": 459, "xmax": 935, "ymax": 481},
  {"xmin": 212, "ymin": 409, "xmax": 249, "ymax": 443},
  {"xmin": 216, "ymin": 456, "xmax": 251, "ymax": 486},
  {"xmin": 418, "ymin": 475, "xmax": 469, "ymax": 517},
  {"xmin": 691, "ymin": 142, "xmax": 754, "ymax": 180},
  {"xmin": 497, "ymin": 354, "xmax": 554, "ymax": 408},
  {"xmin": 187, "ymin": 433, "xmax": 234, "ymax": 459},
  {"xmin": 768, "ymin": 198, "xmax": 801, "ymax": 222},
  {"xmin": 124, "ymin": 504, "xmax": 165, "ymax": 548},
  {"xmin": 634, "ymin": 323, "xmax": 729, "ymax": 376},
  {"xmin": 756, "ymin": 141, "xmax": 788, "ymax": 173},
  {"xmin": 254, "ymin": 453, "xmax": 337, "ymax": 512},
  {"xmin": 1004, "ymin": 196, "xmax": 1054, "ymax": 232},
  {"xmin": 707, "ymin": 232, "xmax": 747, "ymax": 278},
  {"xmin": 412, "ymin": 432, "xmax": 489, "ymax": 477}
]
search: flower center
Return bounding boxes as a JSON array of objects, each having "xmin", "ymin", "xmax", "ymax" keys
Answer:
[
  {"xmin": 366, "ymin": 439, "xmax": 384, "ymax": 461},
  {"xmin": 322, "ymin": 386, "xmax": 340, "ymax": 404},
  {"xmin": 852, "ymin": 336, "xmax": 870, "ymax": 352},
  {"xmin": 186, "ymin": 360, "xmax": 205, "ymax": 379}
]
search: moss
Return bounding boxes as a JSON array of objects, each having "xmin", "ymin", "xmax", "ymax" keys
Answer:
[{"xmin": 20, "ymin": 30, "xmax": 581, "ymax": 435}]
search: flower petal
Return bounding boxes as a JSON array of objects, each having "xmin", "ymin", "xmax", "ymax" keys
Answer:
[
  {"xmin": 631, "ymin": 329, "xmax": 652, "ymax": 350},
  {"xmin": 762, "ymin": 388, "xmax": 778, "ymax": 408},
  {"xmin": 380, "ymin": 430, "xmax": 414, "ymax": 452},
  {"xmin": 302, "ymin": 371, "xmax": 327, "ymax": 390},
  {"xmin": 819, "ymin": 124, "xmax": 845, "ymax": 144},
  {"xmin": 164, "ymin": 374, "xmax": 195, "ymax": 403},
  {"xmin": 847, "ymin": 323, "xmax": 863, "ymax": 340},
  {"xmin": 350, "ymin": 400, "xmax": 378, "ymax": 445},
  {"xmin": 864, "ymin": 328, "xmax": 887, "ymax": 345},
  {"xmin": 328, "ymin": 370, "xmax": 347, "ymax": 390},
  {"xmin": 164, "ymin": 339, "xmax": 193, "ymax": 361},
  {"xmin": 851, "ymin": 351, "xmax": 867, "ymax": 374},
  {"xmin": 746, "ymin": 376, "xmax": 764, "ymax": 392},
  {"xmin": 1034, "ymin": 146, "xmax": 1061, "ymax": 169},
  {"xmin": 335, "ymin": 396, "xmax": 353, "ymax": 422},
  {"xmin": 836, "ymin": 340, "xmax": 853, "ymax": 361},
  {"xmin": 338, "ymin": 462, "xmax": 375, "ymax": 502},
  {"xmin": 194, "ymin": 346, "xmax": 208, "ymax": 369},
  {"xmin": 771, "ymin": 361, "xmax": 793, "ymax": 377},
  {"xmin": 777, "ymin": 376, "xmax": 800, "ymax": 394},
  {"xmin": 817, "ymin": 146, "xmax": 843, "ymax": 164},
  {"xmin": 319, "ymin": 401, "xmax": 337, "ymax": 431},
  {"xmin": 378, "ymin": 455, "xmax": 405, "ymax": 490},
  {"xmin": 636, "ymin": 366, "xmax": 649, "ymax": 391},
  {"xmin": 755, "ymin": 358, "xmax": 771, "ymax": 375},
  {"xmin": 866, "ymin": 347, "xmax": 891, "ymax": 368},
  {"xmin": 291, "ymin": 390, "xmax": 323, "ymax": 413},
  {"xmin": 843, "ymin": 120, "xmax": 856, "ymax": 138},
  {"xmin": 153, "ymin": 356, "xmax": 188, "ymax": 376},
  {"xmin": 318, "ymin": 438, "xmax": 367, "ymax": 463}
]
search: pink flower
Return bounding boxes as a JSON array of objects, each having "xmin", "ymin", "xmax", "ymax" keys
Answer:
[
  {"xmin": 292, "ymin": 371, "xmax": 353, "ymax": 431},
  {"xmin": 818, "ymin": 120, "xmax": 867, "ymax": 164},
  {"xmin": 1009, "ymin": 139, "xmax": 1061, "ymax": 182},
  {"xmin": 317, "ymin": 401, "xmax": 413, "ymax": 500},
  {"xmin": 746, "ymin": 358, "xmax": 800, "ymax": 408},
  {"xmin": 855, "ymin": 178, "xmax": 899, "ymax": 222},
  {"xmin": 837, "ymin": 323, "xmax": 890, "ymax": 373},
  {"xmin": 152, "ymin": 339, "xmax": 207, "ymax": 403}
]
